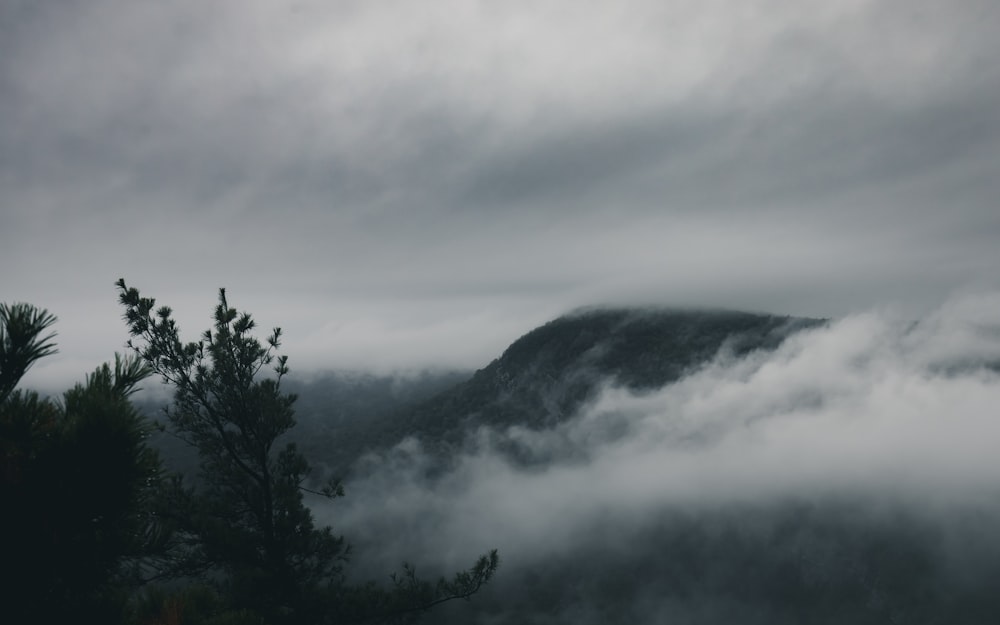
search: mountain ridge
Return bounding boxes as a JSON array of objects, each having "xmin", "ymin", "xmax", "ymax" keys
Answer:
[{"xmin": 325, "ymin": 306, "xmax": 825, "ymax": 474}]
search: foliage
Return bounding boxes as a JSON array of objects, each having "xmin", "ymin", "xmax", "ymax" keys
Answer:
[
  {"xmin": 1, "ymin": 304, "xmax": 163, "ymax": 623},
  {"xmin": 116, "ymin": 279, "xmax": 497, "ymax": 624},
  {"xmin": 131, "ymin": 584, "xmax": 266, "ymax": 625},
  {"xmin": 0, "ymin": 302, "xmax": 58, "ymax": 402}
]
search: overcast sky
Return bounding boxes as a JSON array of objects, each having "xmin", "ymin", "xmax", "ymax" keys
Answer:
[{"xmin": 3, "ymin": 0, "xmax": 999, "ymax": 389}]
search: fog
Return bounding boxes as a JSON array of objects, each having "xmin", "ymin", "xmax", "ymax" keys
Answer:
[{"xmin": 314, "ymin": 294, "xmax": 1000, "ymax": 622}]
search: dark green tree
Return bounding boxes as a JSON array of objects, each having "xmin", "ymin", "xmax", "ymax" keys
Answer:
[
  {"xmin": 0, "ymin": 302, "xmax": 58, "ymax": 402},
  {"xmin": 116, "ymin": 279, "xmax": 497, "ymax": 624},
  {"xmin": 1, "ymin": 304, "xmax": 164, "ymax": 623}
]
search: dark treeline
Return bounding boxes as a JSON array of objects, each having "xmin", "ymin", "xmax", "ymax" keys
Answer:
[{"xmin": 424, "ymin": 498, "xmax": 1000, "ymax": 624}]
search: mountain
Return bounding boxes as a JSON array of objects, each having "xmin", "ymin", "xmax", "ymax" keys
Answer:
[{"xmin": 319, "ymin": 307, "xmax": 823, "ymax": 474}]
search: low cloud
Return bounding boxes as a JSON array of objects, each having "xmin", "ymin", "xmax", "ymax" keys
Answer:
[{"xmin": 317, "ymin": 293, "xmax": 1000, "ymax": 622}]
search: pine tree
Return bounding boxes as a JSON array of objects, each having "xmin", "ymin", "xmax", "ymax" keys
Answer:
[
  {"xmin": 0, "ymin": 302, "xmax": 58, "ymax": 402},
  {"xmin": 1, "ymin": 304, "xmax": 163, "ymax": 623},
  {"xmin": 117, "ymin": 279, "xmax": 497, "ymax": 624}
]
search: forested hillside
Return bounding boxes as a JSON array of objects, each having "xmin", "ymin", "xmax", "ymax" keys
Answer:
[{"xmin": 277, "ymin": 308, "xmax": 822, "ymax": 477}]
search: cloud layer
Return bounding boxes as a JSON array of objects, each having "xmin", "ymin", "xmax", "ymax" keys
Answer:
[
  {"xmin": 3, "ymin": 0, "xmax": 1000, "ymax": 389},
  {"xmin": 323, "ymin": 294, "xmax": 1000, "ymax": 621}
]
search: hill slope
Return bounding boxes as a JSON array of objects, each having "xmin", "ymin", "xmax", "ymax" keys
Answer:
[{"xmin": 333, "ymin": 307, "xmax": 822, "ymax": 471}]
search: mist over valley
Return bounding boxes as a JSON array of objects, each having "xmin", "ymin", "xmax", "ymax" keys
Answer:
[{"xmin": 141, "ymin": 296, "xmax": 1000, "ymax": 623}]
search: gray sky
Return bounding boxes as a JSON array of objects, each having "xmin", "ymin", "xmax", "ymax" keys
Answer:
[{"xmin": 3, "ymin": 0, "xmax": 1000, "ymax": 388}]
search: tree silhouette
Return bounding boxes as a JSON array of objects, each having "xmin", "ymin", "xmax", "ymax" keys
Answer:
[
  {"xmin": 0, "ymin": 303, "xmax": 58, "ymax": 402},
  {"xmin": 117, "ymin": 279, "xmax": 497, "ymax": 624},
  {"xmin": 1, "ymin": 304, "xmax": 163, "ymax": 623}
]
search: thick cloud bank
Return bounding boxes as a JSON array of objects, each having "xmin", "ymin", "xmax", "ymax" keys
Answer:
[{"xmin": 317, "ymin": 294, "xmax": 1000, "ymax": 623}]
